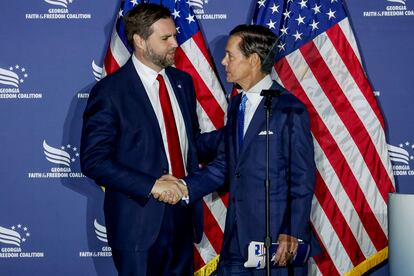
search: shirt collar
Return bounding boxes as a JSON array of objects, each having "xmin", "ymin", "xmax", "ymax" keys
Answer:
[
  {"xmin": 243, "ymin": 75, "xmax": 273, "ymax": 102},
  {"xmin": 132, "ymin": 54, "xmax": 166, "ymax": 87}
]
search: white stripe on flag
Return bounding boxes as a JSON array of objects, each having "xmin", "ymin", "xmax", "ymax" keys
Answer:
[
  {"xmin": 194, "ymin": 233, "xmax": 217, "ymax": 264},
  {"xmin": 311, "ymin": 196, "xmax": 352, "ymax": 274},
  {"xmin": 285, "ymin": 49, "xmax": 388, "ymax": 234},
  {"xmin": 313, "ymin": 138, "xmax": 375, "ymax": 258},
  {"xmin": 180, "ymin": 38, "xmax": 227, "ymax": 111},
  {"xmin": 203, "ymin": 192, "xmax": 227, "ymax": 232},
  {"xmin": 110, "ymin": 30, "xmax": 131, "ymax": 68},
  {"xmin": 309, "ymin": 257, "xmax": 323, "ymax": 276},
  {"xmin": 196, "ymin": 101, "xmax": 216, "ymax": 133}
]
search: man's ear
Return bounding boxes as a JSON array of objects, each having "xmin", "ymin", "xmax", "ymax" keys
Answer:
[
  {"xmin": 249, "ymin": 53, "xmax": 261, "ymax": 70},
  {"xmin": 133, "ymin": 34, "xmax": 145, "ymax": 50}
]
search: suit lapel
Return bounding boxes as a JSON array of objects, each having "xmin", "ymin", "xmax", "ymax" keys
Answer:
[
  {"xmin": 237, "ymin": 81, "xmax": 282, "ymax": 163},
  {"xmin": 229, "ymin": 93, "xmax": 242, "ymax": 161},
  {"xmin": 126, "ymin": 59, "xmax": 167, "ymax": 157}
]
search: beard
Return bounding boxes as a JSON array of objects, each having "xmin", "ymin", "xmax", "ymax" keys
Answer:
[{"xmin": 144, "ymin": 44, "xmax": 175, "ymax": 69}]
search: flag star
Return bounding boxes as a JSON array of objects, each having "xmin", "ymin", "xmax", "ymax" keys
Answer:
[
  {"xmin": 399, "ymin": 143, "xmax": 403, "ymax": 147},
  {"xmin": 299, "ymin": 0, "xmax": 307, "ymax": 9},
  {"xmin": 258, "ymin": 0, "xmax": 266, "ymax": 8},
  {"xmin": 26, "ymin": 233, "xmax": 30, "ymax": 237},
  {"xmin": 118, "ymin": 9, "xmax": 123, "ymax": 17},
  {"xmin": 287, "ymin": 0, "xmax": 293, "ymax": 3},
  {"xmin": 15, "ymin": 65, "xmax": 20, "ymax": 69},
  {"xmin": 175, "ymin": 0, "xmax": 180, "ymax": 2},
  {"xmin": 312, "ymin": 4, "xmax": 321, "ymax": 14},
  {"xmin": 20, "ymin": 79, "xmax": 24, "ymax": 83},
  {"xmin": 280, "ymin": 25, "xmax": 288, "ymax": 35},
  {"xmin": 21, "ymin": 68, "xmax": 26, "ymax": 72},
  {"xmin": 130, "ymin": 0, "xmax": 138, "ymax": 5},
  {"xmin": 24, "ymin": 227, "xmax": 28, "ymax": 231},
  {"xmin": 75, "ymin": 153, "xmax": 80, "ymax": 157},
  {"xmin": 61, "ymin": 146, "xmax": 65, "ymax": 150},
  {"xmin": 411, "ymin": 156, "xmax": 414, "ymax": 160},
  {"xmin": 295, "ymin": 14, "xmax": 305, "ymax": 25},
  {"xmin": 277, "ymin": 42, "xmax": 286, "ymax": 51},
  {"xmin": 310, "ymin": 19, "xmax": 319, "ymax": 30},
  {"xmin": 72, "ymin": 158, "xmax": 76, "ymax": 162},
  {"xmin": 331, "ymin": 0, "xmax": 338, "ymax": 3},
  {"xmin": 266, "ymin": 19, "xmax": 276, "ymax": 29},
  {"xmin": 18, "ymin": 224, "xmax": 22, "ymax": 228},
  {"xmin": 73, "ymin": 147, "xmax": 77, "ymax": 151},
  {"xmin": 270, "ymin": 3, "xmax": 279, "ymax": 13},
  {"xmin": 9, "ymin": 67, "xmax": 13, "ymax": 70},
  {"xmin": 67, "ymin": 144, "xmax": 71, "ymax": 148},
  {"xmin": 172, "ymin": 9, "xmax": 180, "ymax": 19},
  {"xmin": 22, "ymin": 238, "xmax": 26, "ymax": 242},
  {"xmin": 186, "ymin": 14, "xmax": 195, "ymax": 24},
  {"xmin": 283, "ymin": 10, "xmax": 291, "ymax": 19},
  {"xmin": 405, "ymin": 142, "xmax": 410, "ymax": 146},
  {"xmin": 11, "ymin": 226, "xmax": 15, "ymax": 230},
  {"xmin": 176, "ymin": 26, "xmax": 180, "ymax": 33},
  {"xmin": 292, "ymin": 30, "xmax": 303, "ymax": 41},
  {"xmin": 412, "ymin": 144, "xmax": 414, "ymax": 148},
  {"xmin": 25, "ymin": 74, "xmax": 29, "ymax": 78},
  {"xmin": 326, "ymin": 9, "xmax": 336, "ymax": 20}
]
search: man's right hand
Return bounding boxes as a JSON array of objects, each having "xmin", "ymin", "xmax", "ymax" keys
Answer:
[{"xmin": 151, "ymin": 174, "xmax": 183, "ymax": 204}]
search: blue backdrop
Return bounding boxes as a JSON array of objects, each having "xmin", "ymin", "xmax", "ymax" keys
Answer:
[{"xmin": 1, "ymin": 0, "xmax": 413, "ymax": 275}]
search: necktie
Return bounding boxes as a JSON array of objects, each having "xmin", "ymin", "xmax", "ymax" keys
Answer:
[
  {"xmin": 238, "ymin": 93, "xmax": 247, "ymax": 151},
  {"xmin": 157, "ymin": 74, "xmax": 185, "ymax": 178}
]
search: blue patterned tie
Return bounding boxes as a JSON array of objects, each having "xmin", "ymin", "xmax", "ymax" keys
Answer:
[{"xmin": 238, "ymin": 94, "xmax": 247, "ymax": 151}]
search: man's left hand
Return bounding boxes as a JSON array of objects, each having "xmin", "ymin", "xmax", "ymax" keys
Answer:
[{"xmin": 272, "ymin": 234, "xmax": 298, "ymax": 266}]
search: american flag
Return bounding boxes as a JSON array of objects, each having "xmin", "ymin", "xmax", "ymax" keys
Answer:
[
  {"xmin": 101, "ymin": 0, "xmax": 228, "ymax": 274},
  {"xmin": 253, "ymin": 0, "xmax": 395, "ymax": 275}
]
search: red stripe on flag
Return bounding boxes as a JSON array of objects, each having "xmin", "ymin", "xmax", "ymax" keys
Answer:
[
  {"xmin": 104, "ymin": 46, "xmax": 120, "ymax": 75},
  {"xmin": 193, "ymin": 246, "xmax": 206, "ymax": 270},
  {"xmin": 311, "ymin": 224, "xmax": 341, "ymax": 276},
  {"xmin": 275, "ymin": 57, "xmax": 388, "ymax": 252},
  {"xmin": 299, "ymin": 41, "xmax": 393, "ymax": 203},
  {"xmin": 202, "ymin": 201, "xmax": 224, "ymax": 254},
  {"xmin": 326, "ymin": 24, "xmax": 385, "ymax": 130},
  {"xmin": 192, "ymin": 32, "xmax": 214, "ymax": 68},
  {"xmin": 175, "ymin": 47, "xmax": 225, "ymax": 129},
  {"xmin": 314, "ymin": 172, "xmax": 365, "ymax": 266}
]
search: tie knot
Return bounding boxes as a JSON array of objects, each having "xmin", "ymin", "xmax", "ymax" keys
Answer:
[{"xmin": 156, "ymin": 74, "xmax": 164, "ymax": 83}]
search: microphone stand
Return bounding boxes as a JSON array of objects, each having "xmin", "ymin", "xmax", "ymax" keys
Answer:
[{"xmin": 260, "ymin": 89, "xmax": 281, "ymax": 276}]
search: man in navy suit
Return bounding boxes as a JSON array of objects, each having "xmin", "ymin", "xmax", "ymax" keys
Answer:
[
  {"xmin": 177, "ymin": 25, "xmax": 317, "ymax": 275},
  {"xmin": 80, "ymin": 3, "xmax": 220, "ymax": 275}
]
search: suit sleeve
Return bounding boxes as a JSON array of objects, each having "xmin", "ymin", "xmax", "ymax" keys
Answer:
[
  {"xmin": 80, "ymin": 83, "xmax": 156, "ymax": 200},
  {"xmin": 280, "ymin": 104, "xmax": 316, "ymax": 241}
]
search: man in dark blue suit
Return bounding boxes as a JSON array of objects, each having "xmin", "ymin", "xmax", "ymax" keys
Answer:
[
  {"xmin": 80, "ymin": 3, "xmax": 220, "ymax": 275},
  {"xmin": 179, "ymin": 25, "xmax": 317, "ymax": 275}
]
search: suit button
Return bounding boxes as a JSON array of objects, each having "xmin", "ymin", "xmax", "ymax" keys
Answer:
[
  {"xmin": 235, "ymin": 172, "xmax": 240, "ymax": 178},
  {"xmin": 163, "ymin": 169, "xmax": 168, "ymax": 174}
]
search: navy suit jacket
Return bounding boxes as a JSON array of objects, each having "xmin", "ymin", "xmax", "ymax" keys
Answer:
[
  {"xmin": 80, "ymin": 59, "xmax": 219, "ymax": 251},
  {"xmin": 186, "ymin": 81, "xmax": 317, "ymax": 259}
]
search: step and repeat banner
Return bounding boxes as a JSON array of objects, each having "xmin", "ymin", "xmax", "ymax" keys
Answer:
[{"xmin": 0, "ymin": 0, "xmax": 412, "ymax": 275}]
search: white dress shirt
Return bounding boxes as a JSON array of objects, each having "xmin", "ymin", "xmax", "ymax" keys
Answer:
[
  {"xmin": 242, "ymin": 75, "xmax": 273, "ymax": 136},
  {"xmin": 132, "ymin": 54, "xmax": 188, "ymax": 175}
]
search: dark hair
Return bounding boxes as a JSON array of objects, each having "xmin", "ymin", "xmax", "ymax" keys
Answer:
[
  {"xmin": 124, "ymin": 3, "xmax": 171, "ymax": 48},
  {"xmin": 229, "ymin": 24, "xmax": 278, "ymax": 74}
]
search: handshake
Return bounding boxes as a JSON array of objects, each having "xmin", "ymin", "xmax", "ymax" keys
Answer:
[{"xmin": 150, "ymin": 174, "xmax": 188, "ymax": 204}]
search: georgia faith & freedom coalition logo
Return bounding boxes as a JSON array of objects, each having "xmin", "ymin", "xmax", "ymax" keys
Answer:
[
  {"xmin": 25, "ymin": 0, "xmax": 92, "ymax": 20},
  {"xmin": 187, "ymin": 0, "xmax": 227, "ymax": 20},
  {"xmin": 388, "ymin": 141, "xmax": 414, "ymax": 176},
  {"xmin": 0, "ymin": 224, "xmax": 44, "ymax": 258},
  {"xmin": 79, "ymin": 219, "xmax": 112, "ymax": 258},
  {"xmin": 0, "ymin": 65, "xmax": 43, "ymax": 100},
  {"xmin": 27, "ymin": 140, "xmax": 86, "ymax": 179},
  {"xmin": 363, "ymin": 0, "xmax": 414, "ymax": 17},
  {"xmin": 77, "ymin": 59, "xmax": 103, "ymax": 99}
]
